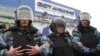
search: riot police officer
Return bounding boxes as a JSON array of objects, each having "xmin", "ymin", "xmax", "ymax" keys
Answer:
[
  {"xmin": 72, "ymin": 12, "xmax": 100, "ymax": 56},
  {"xmin": 0, "ymin": 5, "xmax": 52, "ymax": 56},
  {"xmin": 49, "ymin": 18, "xmax": 75, "ymax": 56}
]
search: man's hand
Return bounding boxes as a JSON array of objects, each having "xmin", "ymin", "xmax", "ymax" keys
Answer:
[
  {"xmin": 77, "ymin": 42, "xmax": 83, "ymax": 48},
  {"xmin": 25, "ymin": 45, "xmax": 41, "ymax": 56},
  {"xmin": 41, "ymin": 42, "xmax": 50, "ymax": 47},
  {"xmin": 7, "ymin": 46, "xmax": 24, "ymax": 56}
]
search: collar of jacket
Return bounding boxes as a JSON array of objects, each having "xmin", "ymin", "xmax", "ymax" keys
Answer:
[{"xmin": 6, "ymin": 26, "xmax": 38, "ymax": 34}]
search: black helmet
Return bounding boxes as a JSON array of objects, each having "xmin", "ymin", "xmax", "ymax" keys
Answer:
[{"xmin": 50, "ymin": 18, "xmax": 66, "ymax": 32}]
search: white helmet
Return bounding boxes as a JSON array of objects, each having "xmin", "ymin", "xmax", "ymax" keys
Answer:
[
  {"xmin": 16, "ymin": 5, "xmax": 34, "ymax": 21},
  {"xmin": 80, "ymin": 12, "xmax": 92, "ymax": 21}
]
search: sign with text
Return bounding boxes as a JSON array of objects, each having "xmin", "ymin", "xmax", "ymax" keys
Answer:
[{"xmin": 35, "ymin": 0, "xmax": 76, "ymax": 19}]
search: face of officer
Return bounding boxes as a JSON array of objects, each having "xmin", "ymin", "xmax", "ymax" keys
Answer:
[
  {"xmin": 56, "ymin": 26, "xmax": 64, "ymax": 34},
  {"xmin": 17, "ymin": 5, "xmax": 33, "ymax": 28},
  {"xmin": 20, "ymin": 17, "xmax": 30, "ymax": 27},
  {"xmin": 81, "ymin": 20, "xmax": 89, "ymax": 27}
]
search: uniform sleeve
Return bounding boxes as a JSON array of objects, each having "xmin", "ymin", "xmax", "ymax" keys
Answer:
[
  {"xmin": 0, "ymin": 33, "xmax": 9, "ymax": 56},
  {"xmin": 71, "ymin": 28, "xmax": 91, "ymax": 54},
  {"xmin": 36, "ymin": 31, "xmax": 53, "ymax": 56},
  {"xmin": 0, "ymin": 49, "xmax": 8, "ymax": 56},
  {"xmin": 94, "ymin": 30, "xmax": 100, "ymax": 52}
]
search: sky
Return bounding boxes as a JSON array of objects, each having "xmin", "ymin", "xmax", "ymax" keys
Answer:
[{"xmin": 52, "ymin": 0, "xmax": 100, "ymax": 31}]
